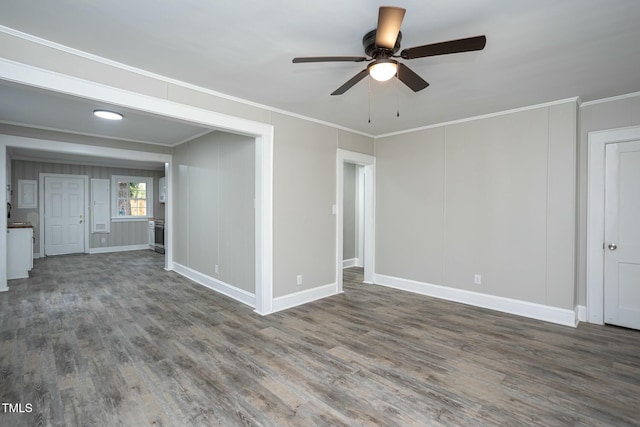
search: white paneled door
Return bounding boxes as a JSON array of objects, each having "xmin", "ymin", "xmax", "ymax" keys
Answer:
[
  {"xmin": 44, "ymin": 176, "xmax": 86, "ymax": 255},
  {"xmin": 604, "ymin": 140, "xmax": 640, "ymax": 330}
]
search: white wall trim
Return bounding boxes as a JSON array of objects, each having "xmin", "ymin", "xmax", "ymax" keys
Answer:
[
  {"xmin": 342, "ymin": 258, "xmax": 359, "ymax": 269},
  {"xmin": 272, "ymin": 283, "xmax": 340, "ymax": 314},
  {"xmin": 336, "ymin": 150, "xmax": 376, "ymax": 292},
  {"xmin": 173, "ymin": 262, "xmax": 256, "ymax": 308},
  {"xmin": 0, "ymin": 118, "xmax": 175, "ymax": 148},
  {"xmin": 254, "ymin": 131, "xmax": 274, "ymax": 315},
  {"xmin": 376, "ymin": 97, "xmax": 580, "ymax": 139},
  {"xmin": 9, "ymin": 149, "xmax": 165, "ymax": 171},
  {"xmin": 580, "ymin": 90, "xmax": 640, "ymax": 107},
  {"xmin": 4, "ymin": 133, "xmax": 171, "ymax": 164},
  {"xmin": 0, "ymin": 60, "xmax": 273, "ymax": 316},
  {"xmin": 374, "ymin": 273, "xmax": 578, "ymax": 327},
  {"xmin": 0, "ymin": 26, "xmax": 373, "ymax": 139},
  {"xmin": 88, "ymin": 244, "xmax": 150, "ymax": 254},
  {"xmin": 576, "ymin": 305, "xmax": 587, "ymax": 323},
  {"xmin": 586, "ymin": 125, "xmax": 640, "ymax": 325}
]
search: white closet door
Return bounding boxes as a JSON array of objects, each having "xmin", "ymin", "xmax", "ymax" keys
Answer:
[{"xmin": 604, "ymin": 140, "xmax": 640, "ymax": 330}]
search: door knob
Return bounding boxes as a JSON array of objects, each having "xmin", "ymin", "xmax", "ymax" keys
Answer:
[{"xmin": 608, "ymin": 243, "xmax": 617, "ymax": 251}]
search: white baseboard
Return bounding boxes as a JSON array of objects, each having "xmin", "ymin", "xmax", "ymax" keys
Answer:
[
  {"xmin": 576, "ymin": 305, "xmax": 587, "ymax": 324},
  {"xmin": 272, "ymin": 283, "xmax": 340, "ymax": 313},
  {"xmin": 89, "ymin": 244, "xmax": 150, "ymax": 254},
  {"xmin": 342, "ymin": 258, "xmax": 359, "ymax": 268},
  {"xmin": 172, "ymin": 262, "xmax": 255, "ymax": 308},
  {"xmin": 33, "ymin": 253, "xmax": 42, "ymax": 259},
  {"xmin": 374, "ymin": 273, "xmax": 577, "ymax": 327}
]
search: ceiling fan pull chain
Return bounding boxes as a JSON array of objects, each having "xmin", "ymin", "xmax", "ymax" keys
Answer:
[
  {"xmin": 396, "ymin": 72, "xmax": 400, "ymax": 118},
  {"xmin": 368, "ymin": 76, "xmax": 371, "ymax": 123}
]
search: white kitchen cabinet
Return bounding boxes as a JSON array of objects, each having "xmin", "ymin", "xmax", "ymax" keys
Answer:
[{"xmin": 8, "ymin": 226, "xmax": 34, "ymax": 280}]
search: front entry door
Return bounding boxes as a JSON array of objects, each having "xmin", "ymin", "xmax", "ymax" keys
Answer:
[
  {"xmin": 604, "ymin": 140, "xmax": 640, "ymax": 330},
  {"xmin": 44, "ymin": 176, "xmax": 86, "ymax": 255}
]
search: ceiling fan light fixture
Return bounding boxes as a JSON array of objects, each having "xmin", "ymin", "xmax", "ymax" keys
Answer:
[
  {"xmin": 93, "ymin": 109, "xmax": 123, "ymax": 120},
  {"xmin": 292, "ymin": 6, "xmax": 485, "ymax": 95},
  {"xmin": 368, "ymin": 59, "xmax": 398, "ymax": 82}
]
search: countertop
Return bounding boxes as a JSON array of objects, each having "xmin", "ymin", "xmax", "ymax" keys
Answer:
[{"xmin": 8, "ymin": 222, "xmax": 34, "ymax": 229}]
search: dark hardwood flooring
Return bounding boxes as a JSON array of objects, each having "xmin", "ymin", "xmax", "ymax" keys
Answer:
[{"xmin": 1, "ymin": 251, "xmax": 639, "ymax": 426}]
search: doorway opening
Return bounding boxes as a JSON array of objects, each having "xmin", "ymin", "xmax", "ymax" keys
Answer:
[
  {"xmin": 336, "ymin": 149, "xmax": 375, "ymax": 293},
  {"xmin": 342, "ymin": 162, "xmax": 365, "ymax": 270}
]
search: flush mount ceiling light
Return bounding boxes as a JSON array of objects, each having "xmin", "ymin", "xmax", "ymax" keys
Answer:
[
  {"xmin": 368, "ymin": 59, "xmax": 398, "ymax": 82},
  {"xmin": 93, "ymin": 109, "xmax": 123, "ymax": 120}
]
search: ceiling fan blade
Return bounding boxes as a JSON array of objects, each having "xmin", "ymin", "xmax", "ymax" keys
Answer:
[
  {"xmin": 401, "ymin": 35, "xmax": 487, "ymax": 59},
  {"xmin": 397, "ymin": 63, "xmax": 429, "ymax": 92},
  {"xmin": 331, "ymin": 69, "xmax": 369, "ymax": 95},
  {"xmin": 375, "ymin": 6, "xmax": 406, "ymax": 49},
  {"xmin": 293, "ymin": 56, "xmax": 368, "ymax": 63}
]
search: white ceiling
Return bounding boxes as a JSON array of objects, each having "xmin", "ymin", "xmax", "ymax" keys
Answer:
[
  {"xmin": 0, "ymin": 81, "xmax": 212, "ymax": 146},
  {"xmin": 1, "ymin": 0, "xmax": 640, "ymax": 138}
]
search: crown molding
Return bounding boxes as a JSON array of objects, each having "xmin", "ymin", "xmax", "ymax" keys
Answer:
[{"xmin": 376, "ymin": 97, "xmax": 580, "ymax": 139}]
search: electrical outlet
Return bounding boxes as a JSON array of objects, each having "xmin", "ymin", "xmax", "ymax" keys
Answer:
[
  {"xmin": 296, "ymin": 274, "xmax": 303, "ymax": 286},
  {"xmin": 215, "ymin": 264, "xmax": 219, "ymax": 274},
  {"xmin": 474, "ymin": 274, "xmax": 482, "ymax": 285},
  {"xmin": 100, "ymin": 237, "xmax": 106, "ymax": 244}
]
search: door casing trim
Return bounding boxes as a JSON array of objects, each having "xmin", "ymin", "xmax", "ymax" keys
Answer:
[
  {"xmin": 587, "ymin": 125, "xmax": 640, "ymax": 324},
  {"xmin": 336, "ymin": 149, "xmax": 376, "ymax": 291}
]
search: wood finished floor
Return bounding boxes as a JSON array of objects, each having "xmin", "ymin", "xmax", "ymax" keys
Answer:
[{"xmin": 1, "ymin": 251, "xmax": 639, "ymax": 427}]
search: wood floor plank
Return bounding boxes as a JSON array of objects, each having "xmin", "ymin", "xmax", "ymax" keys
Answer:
[{"xmin": 1, "ymin": 252, "xmax": 639, "ymax": 426}]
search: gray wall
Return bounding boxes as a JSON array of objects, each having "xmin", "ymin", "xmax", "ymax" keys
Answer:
[
  {"xmin": 10, "ymin": 159, "xmax": 165, "ymax": 254},
  {"xmin": 172, "ymin": 131, "xmax": 255, "ymax": 293},
  {"xmin": 343, "ymin": 163, "xmax": 357, "ymax": 261},
  {"xmin": 272, "ymin": 113, "xmax": 336, "ymax": 297},
  {"xmin": 577, "ymin": 93, "xmax": 640, "ymax": 305},
  {"xmin": 375, "ymin": 101, "xmax": 577, "ymax": 309}
]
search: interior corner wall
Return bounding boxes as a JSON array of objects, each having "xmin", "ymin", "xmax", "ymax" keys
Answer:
[
  {"xmin": 577, "ymin": 93, "xmax": 640, "ymax": 306},
  {"xmin": 172, "ymin": 131, "xmax": 255, "ymax": 293},
  {"xmin": 375, "ymin": 100, "xmax": 577, "ymax": 311}
]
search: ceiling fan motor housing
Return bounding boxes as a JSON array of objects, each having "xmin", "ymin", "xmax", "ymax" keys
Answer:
[{"xmin": 363, "ymin": 29, "xmax": 402, "ymax": 58}]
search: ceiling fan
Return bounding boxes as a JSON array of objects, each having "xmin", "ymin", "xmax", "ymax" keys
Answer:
[{"xmin": 292, "ymin": 6, "xmax": 486, "ymax": 95}]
